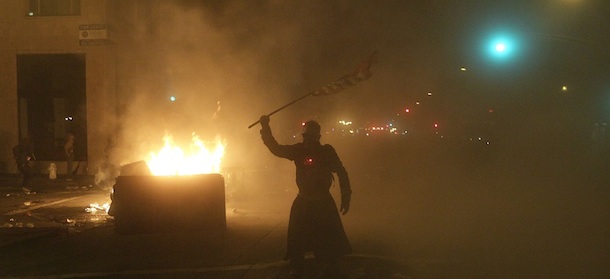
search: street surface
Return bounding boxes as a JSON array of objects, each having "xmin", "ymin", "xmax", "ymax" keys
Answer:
[
  {"xmin": 0, "ymin": 137, "xmax": 609, "ymax": 279},
  {"xmin": 0, "ymin": 174, "xmax": 411, "ymax": 279}
]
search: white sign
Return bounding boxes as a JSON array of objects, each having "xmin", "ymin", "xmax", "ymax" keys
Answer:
[{"xmin": 79, "ymin": 24, "xmax": 110, "ymax": 46}]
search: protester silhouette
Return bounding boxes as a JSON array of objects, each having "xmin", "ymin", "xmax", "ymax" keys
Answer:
[
  {"xmin": 13, "ymin": 138, "xmax": 34, "ymax": 189},
  {"xmin": 64, "ymin": 133, "xmax": 75, "ymax": 180},
  {"xmin": 259, "ymin": 115, "xmax": 351, "ymax": 278}
]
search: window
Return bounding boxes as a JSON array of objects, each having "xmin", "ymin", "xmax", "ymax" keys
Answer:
[{"xmin": 28, "ymin": 0, "xmax": 80, "ymax": 16}]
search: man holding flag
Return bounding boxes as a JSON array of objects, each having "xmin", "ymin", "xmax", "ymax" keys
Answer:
[{"xmin": 259, "ymin": 115, "xmax": 352, "ymax": 279}]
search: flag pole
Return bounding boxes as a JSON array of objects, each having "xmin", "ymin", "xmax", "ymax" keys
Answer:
[
  {"xmin": 248, "ymin": 51, "xmax": 378, "ymax": 129},
  {"xmin": 247, "ymin": 91, "xmax": 314, "ymax": 129}
]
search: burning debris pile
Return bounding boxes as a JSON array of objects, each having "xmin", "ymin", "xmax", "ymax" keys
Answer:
[
  {"xmin": 108, "ymin": 133, "xmax": 228, "ymax": 234},
  {"xmin": 146, "ymin": 133, "xmax": 225, "ymax": 176},
  {"xmin": 86, "ymin": 202, "xmax": 110, "ymax": 214}
]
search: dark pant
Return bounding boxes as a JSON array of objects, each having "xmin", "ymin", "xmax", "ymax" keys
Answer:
[{"xmin": 17, "ymin": 163, "xmax": 32, "ymax": 188}]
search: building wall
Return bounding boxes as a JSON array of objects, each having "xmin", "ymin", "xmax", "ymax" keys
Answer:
[{"xmin": 0, "ymin": 0, "xmax": 117, "ymax": 174}]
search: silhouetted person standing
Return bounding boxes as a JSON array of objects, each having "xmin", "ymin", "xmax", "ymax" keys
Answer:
[
  {"xmin": 259, "ymin": 115, "xmax": 351, "ymax": 279},
  {"xmin": 64, "ymin": 133, "xmax": 75, "ymax": 180},
  {"xmin": 13, "ymin": 138, "xmax": 34, "ymax": 189}
]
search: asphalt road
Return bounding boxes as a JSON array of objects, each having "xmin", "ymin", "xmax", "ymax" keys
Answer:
[
  {"xmin": 0, "ymin": 175, "xmax": 411, "ymax": 279},
  {"xmin": 0, "ymin": 139, "xmax": 609, "ymax": 279}
]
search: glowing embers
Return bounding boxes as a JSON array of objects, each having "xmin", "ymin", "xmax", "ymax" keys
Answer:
[
  {"xmin": 146, "ymin": 133, "xmax": 226, "ymax": 176},
  {"xmin": 86, "ymin": 202, "xmax": 110, "ymax": 214}
]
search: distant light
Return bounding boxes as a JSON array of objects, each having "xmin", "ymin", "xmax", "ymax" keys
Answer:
[
  {"xmin": 416, "ymin": 101, "xmax": 420, "ymax": 105},
  {"xmin": 562, "ymin": 85, "xmax": 568, "ymax": 92},
  {"xmin": 486, "ymin": 32, "xmax": 519, "ymax": 62},
  {"xmin": 405, "ymin": 108, "xmax": 410, "ymax": 113},
  {"xmin": 495, "ymin": 43, "xmax": 506, "ymax": 52},
  {"xmin": 170, "ymin": 96, "xmax": 176, "ymax": 102},
  {"xmin": 65, "ymin": 116, "xmax": 73, "ymax": 121},
  {"xmin": 460, "ymin": 67, "xmax": 467, "ymax": 71},
  {"xmin": 28, "ymin": 12, "xmax": 34, "ymax": 16},
  {"xmin": 427, "ymin": 92, "xmax": 432, "ymax": 96},
  {"xmin": 433, "ymin": 123, "xmax": 438, "ymax": 128},
  {"xmin": 488, "ymin": 109, "xmax": 494, "ymax": 113}
]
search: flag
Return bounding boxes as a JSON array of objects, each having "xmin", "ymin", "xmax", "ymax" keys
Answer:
[
  {"xmin": 311, "ymin": 51, "xmax": 377, "ymax": 96},
  {"xmin": 248, "ymin": 51, "xmax": 378, "ymax": 128}
]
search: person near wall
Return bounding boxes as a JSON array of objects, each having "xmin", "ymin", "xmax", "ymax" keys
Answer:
[
  {"xmin": 13, "ymin": 137, "xmax": 35, "ymax": 189},
  {"xmin": 64, "ymin": 133, "xmax": 75, "ymax": 180}
]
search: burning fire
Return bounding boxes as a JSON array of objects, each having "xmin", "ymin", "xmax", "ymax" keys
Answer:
[
  {"xmin": 86, "ymin": 202, "xmax": 110, "ymax": 214},
  {"xmin": 146, "ymin": 133, "xmax": 226, "ymax": 176}
]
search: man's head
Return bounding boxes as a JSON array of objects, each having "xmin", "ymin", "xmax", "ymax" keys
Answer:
[{"xmin": 302, "ymin": 120, "xmax": 321, "ymax": 143}]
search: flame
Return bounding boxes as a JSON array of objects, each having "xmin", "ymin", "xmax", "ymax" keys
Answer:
[
  {"xmin": 86, "ymin": 202, "xmax": 110, "ymax": 214},
  {"xmin": 146, "ymin": 133, "xmax": 225, "ymax": 176}
]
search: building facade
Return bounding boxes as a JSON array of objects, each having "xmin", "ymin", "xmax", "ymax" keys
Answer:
[{"xmin": 0, "ymin": 0, "xmax": 118, "ymax": 175}]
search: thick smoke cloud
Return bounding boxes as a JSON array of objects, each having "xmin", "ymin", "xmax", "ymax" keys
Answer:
[
  {"xmin": 103, "ymin": 1, "xmax": 444, "ymax": 173},
  {"xmin": 94, "ymin": 2, "xmax": 609, "ymax": 277}
]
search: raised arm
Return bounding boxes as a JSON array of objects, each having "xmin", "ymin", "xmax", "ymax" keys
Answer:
[{"xmin": 259, "ymin": 115, "xmax": 294, "ymax": 160}]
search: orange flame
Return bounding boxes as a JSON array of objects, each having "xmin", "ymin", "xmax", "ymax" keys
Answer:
[{"xmin": 146, "ymin": 133, "xmax": 226, "ymax": 176}]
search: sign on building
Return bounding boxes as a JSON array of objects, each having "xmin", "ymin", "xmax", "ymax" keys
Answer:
[{"xmin": 79, "ymin": 24, "xmax": 111, "ymax": 46}]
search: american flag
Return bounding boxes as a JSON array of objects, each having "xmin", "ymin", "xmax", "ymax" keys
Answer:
[
  {"xmin": 248, "ymin": 51, "xmax": 378, "ymax": 128},
  {"xmin": 311, "ymin": 51, "xmax": 377, "ymax": 96}
]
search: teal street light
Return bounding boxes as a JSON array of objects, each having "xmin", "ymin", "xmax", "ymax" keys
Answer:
[
  {"xmin": 487, "ymin": 35, "xmax": 518, "ymax": 61},
  {"xmin": 495, "ymin": 42, "xmax": 506, "ymax": 52}
]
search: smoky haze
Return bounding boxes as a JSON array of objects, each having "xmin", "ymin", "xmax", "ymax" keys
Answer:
[
  {"xmin": 107, "ymin": 0, "xmax": 442, "ymax": 164},
  {"xmin": 97, "ymin": 1, "xmax": 609, "ymax": 278}
]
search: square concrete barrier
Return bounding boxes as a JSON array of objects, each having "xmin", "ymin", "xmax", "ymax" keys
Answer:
[{"xmin": 110, "ymin": 173, "xmax": 226, "ymax": 234}]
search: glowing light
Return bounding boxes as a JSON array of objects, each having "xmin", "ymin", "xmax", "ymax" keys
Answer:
[
  {"xmin": 338, "ymin": 120, "xmax": 352, "ymax": 125},
  {"xmin": 86, "ymin": 202, "xmax": 110, "ymax": 214},
  {"xmin": 495, "ymin": 43, "xmax": 506, "ymax": 52},
  {"xmin": 147, "ymin": 133, "xmax": 226, "ymax": 176},
  {"xmin": 486, "ymin": 32, "xmax": 519, "ymax": 62},
  {"xmin": 562, "ymin": 86, "xmax": 568, "ymax": 92},
  {"xmin": 170, "ymin": 96, "xmax": 176, "ymax": 102}
]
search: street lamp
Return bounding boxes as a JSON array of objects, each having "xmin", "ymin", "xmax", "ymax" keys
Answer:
[
  {"xmin": 486, "ymin": 34, "xmax": 518, "ymax": 62},
  {"xmin": 495, "ymin": 43, "xmax": 506, "ymax": 52}
]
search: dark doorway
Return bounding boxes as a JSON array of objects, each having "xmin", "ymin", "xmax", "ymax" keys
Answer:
[{"xmin": 17, "ymin": 54, "xmax": 87, "ymax": 161}]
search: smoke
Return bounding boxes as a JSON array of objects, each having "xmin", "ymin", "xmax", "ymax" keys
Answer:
[
  {"xmin": 86, "ymin": 2, "xmax": 610, "ymax": 276},
  {"xmin": 94, "ymin": 1, "xmax": 433, "ymax": 181}
]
